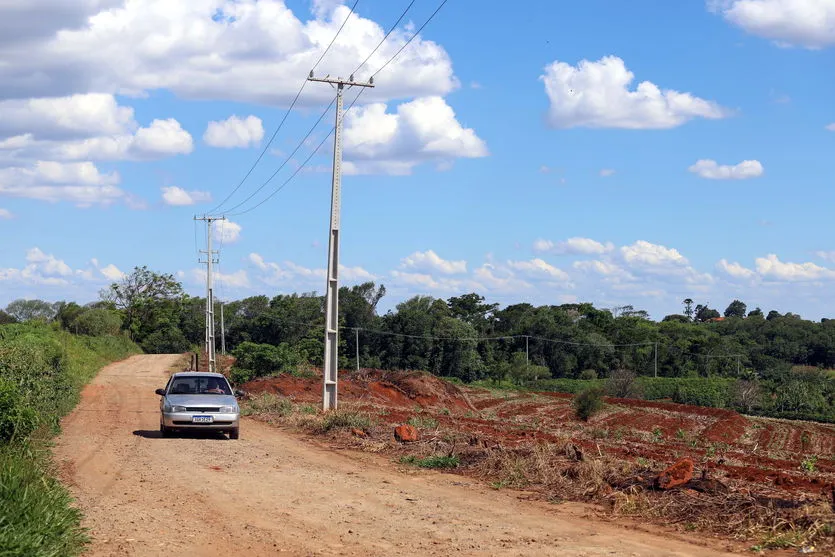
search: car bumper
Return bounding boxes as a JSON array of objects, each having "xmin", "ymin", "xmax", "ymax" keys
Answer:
[{"xmin": 162, "ymin": 412, "xmax": 240, "ymax": 430}]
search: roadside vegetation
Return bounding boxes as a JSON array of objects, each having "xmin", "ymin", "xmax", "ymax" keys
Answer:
[
  {"xmin": 7, "ymin": 268, "xmax": 830, "ymax": 422},
  {"xmin": 0, "ymin": 321, "xmax": 139, "ymax": 556}
]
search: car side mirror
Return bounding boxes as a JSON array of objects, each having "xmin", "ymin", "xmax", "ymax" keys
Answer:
[
  {"xmin": 155, "ymin": 388, "xmax": 166, "ymax": 396},
  {"xmin": 234, "ymin": 390, "xmax": 244, "ymax": 398}
]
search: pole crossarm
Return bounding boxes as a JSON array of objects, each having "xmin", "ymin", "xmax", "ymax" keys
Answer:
[{"xmin": 307, "ymin": 73, "xmax": 373, "ymax": 411}]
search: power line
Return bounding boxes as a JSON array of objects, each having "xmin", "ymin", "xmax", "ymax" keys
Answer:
[
  {"xmin": 371, "ymin": 0, "xmax": 449, "ymax": 79},
  {"xmin": 225, "ymin": 0, "xmax": 446, "ymax": 216},
  {"xmin": 207, "ymin": 0, "xmax": 360, "ymax": 214},
  {"xmin": 222, "ymin": 97, "xmax": 336, "ymax": 215},
  {"xmin": 353, "ymin": 0, "xmax": 418, "ymax": 76}
]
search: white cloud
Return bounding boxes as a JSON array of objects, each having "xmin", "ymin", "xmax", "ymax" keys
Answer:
[
  {"xmin": 0, "ymin": 93, "xmax": 134, "ymax": 139},
  {"xmin": 99, "ymin": 263, "xmax": 125, "ymax": 281},
  {"xmin": 472, "ymin": 264, "xmax": 533, "ymax": 294},
  {"xmin": 204, "ymin": 115, "xmax": 264, "ymax": 148},
  {"xmin": 217, "ymin": 269, "xmax": 250, "ymax": 288},
  {"xmin": 826, "ymin": 123, "xmax": 835, "ymax": 131},
  {"xmin": 0, "ymin": 1, "xmax": 457, "ymax": 105},
  {"xmin": 710, "ymin": 0, "xmax": 835, "ymax": 49},
  {"xmin": 534, "ymin": 237, "xmax": 614, "ymax": 255},
  {"xmin": 621, "ymin": 240, "xmax": 689, "ymax": 268},
  {"xmin": 340, "ymin": 265, "xmax": 377, "ymax": 282},
  {"xmin": 161, "ymin": 186, "xmax": 212, "ymax": 206},
  {"xmin": 214, "ymin": 220, "xmax": 242, "ymax": 244},
  {"xmin": 26, "ymin": 247, "xmax": 72, "ymax": 276},
  {"xmin": 599, "ymin": 168, "xmax": 616, "ymax": 177},
  {"xmin": 0, "ymin": 208, "xmax": 12, "ymax": 219},
  {"xmin": 401, "ymin": 250, "xmax": 467, "ymax": 275},
  {"xmin": 0, "ymin": 161, "xmax": 125, "ymax": 206},
  {"xmin": 541, "ymin": 56, "xmax": 729, "ymax": 129},
  {"xmin": 688, "ymin": 159, "xmax": 764, "ymax": 179},
  {"xmin": 0, "ymin": 94, "xmax": 193, "ymax": 163},
  {"xmin": 506, "ymin": 258, "xmax": 570, "ymax": 281},
  {"xmin": 716, "ymin": 258, "xmax": 756, "ymax": 279},
  {"xmin": 815, "ymin": 250, "xmax": 835, "ymax": 262},
  {"xmin": 573, "ymin": 259, "xmax": 632, "ymax": 278},
  {"xmin": 342, "ymin": 97, "xmax": 488, "ymax": 175},
  {"xmin": 390, "ymin": 270, "xmax": 467, "ymax": 292},
  {"xmin": 755, "ymin": 253, "xmax": 835, "ymax": 281}
]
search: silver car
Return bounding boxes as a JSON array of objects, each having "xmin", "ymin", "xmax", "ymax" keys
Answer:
[{"xmin": 156, "ymin": 372, "xmax": 241, "ymax": 439}]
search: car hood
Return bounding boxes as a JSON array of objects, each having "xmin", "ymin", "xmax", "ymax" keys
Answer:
[{"xmin": 165, "ymin": 394, "xmax": 237, "ymax": 407}]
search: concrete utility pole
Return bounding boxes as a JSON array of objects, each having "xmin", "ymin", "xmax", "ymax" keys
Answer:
[
  {"xmin": 195, "ymin": 215, "xmax": 225, "ymax": 373},
  {"xmin": 307, "ymin": 72, "xmax": 374, "ymax": 411},
  {"xmin": 220, "ymin": 301, "xmax": 226, "ymax": 356}
]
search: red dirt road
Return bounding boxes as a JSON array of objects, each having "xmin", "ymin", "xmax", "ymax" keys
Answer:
[{"xmin": 55, "ymin": 355, "xmax": 744, "ymax": 556}]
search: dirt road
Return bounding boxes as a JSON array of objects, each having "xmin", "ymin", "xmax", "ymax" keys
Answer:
[{"xmin": 55, "ymin": 355, "xmax": 743, "ymax": 556}]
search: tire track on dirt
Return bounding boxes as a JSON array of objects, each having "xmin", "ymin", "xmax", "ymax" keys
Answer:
[{"xmin": 55, "ymin": 355, "xmax": 745, "ymax": 557}]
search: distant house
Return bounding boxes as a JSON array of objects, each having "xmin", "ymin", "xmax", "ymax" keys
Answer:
[{"xmin": 707, "ymin": 317, "xmax": 726, "ymax": 323}]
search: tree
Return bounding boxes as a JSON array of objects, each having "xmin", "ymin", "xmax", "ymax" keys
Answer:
[
  {"xmin": 694, "ymin": 304, "xmax": 720, "ymax": 322},
  {"xmin": 100, "ymin": 266, "xmax": 185, "ymax": 346},
  {"xmin": 748, "ymin": 307, "xmax": 764, "ymax": 318},
  {"xmin": 0, "ymin": 310, "xmax": 17, "ymax": 325},
  {"xmin": 5, "ymin": 299, "xmax": 56, "ymax": 322},
  {"xmin": 724, "ymin": 300, "xmax": 747, "ymax": 319},
  {"xmin": 682, "ymin": 299, "xmax": 694, "ymax": 322},
  {"xmin": 72, "ymin": 309, "xmax": 122, "ymax": 336},
  {"xmin": 766, "ymin": 310, "xmax": 781, "ymax": 321}
]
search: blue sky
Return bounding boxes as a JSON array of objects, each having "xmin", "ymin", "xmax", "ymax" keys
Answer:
[{"xmin": 1, "ymin": 0, "xmax": 834, "ymax": 319}]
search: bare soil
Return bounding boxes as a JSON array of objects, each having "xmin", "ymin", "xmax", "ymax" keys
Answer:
[{"xmin": 55, "ymin": 356, "xmax": 747, "ymax": 556}]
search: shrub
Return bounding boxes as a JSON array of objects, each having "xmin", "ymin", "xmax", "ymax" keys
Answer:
[
  {"xmin": 0, "ymin": 380, "xmax": 38, "ymax": 442},
  {"xmin": 140, "ymin": 326, "xmax": 189, "ymax": 354},
  {"xmin": 605, "ymin": 369, "xmax": 643, "ymax": 399},
  {"xmin": 314, "ymin": 409, "xmax": 372, "ymax": 433},
  {"xmin": 573, "ymin": 387, "xmax": 604, "ymax": 421},
  {"xmin": 579, "ymin": 369, "xmax": 598, "ymax": 380},
  {"xmin": 231, "ymin": 342, "xmax": 305, "ymax": 379},
  {"xmin": 229, "ymin": 367, "xmax": 254, "ymax": 385},
  {"xmin": 242, "ymin": 393, "xmax": 293, "ymax": 417},
  {"xmin": 71, "ymin": 309, "xmax": 122, "ymax": 336}
]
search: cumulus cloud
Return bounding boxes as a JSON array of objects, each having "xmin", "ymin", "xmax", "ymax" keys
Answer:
[
  {"xmin": 534, "ymin": 237, "xmax": 614, "ymax": 255},
  {"xmin": 0, "ymin": 1, "xmax": 457, "ymax": 104},
  {"xmin": 716, "ymin": 258, "xmax": 757, "ymax": 279},
  {"xmin": 621, "ymin": 240, "xmax": 689, "ymax": 268},
  {"xmin": 400, "ymin": 250, "xmax": 467, "ymax": 275},
  {"xmin": 0, "ymin": 161, "xmax": 125, "ymax": 206},
  {"xmin": 0, "ymin": 94, "xmax": 193, "ymax": 163},
  {"xmin": 541, "ymin": 56, "xmax": 729, "ymax": 129},
  {"xmin": 204, "ymin": 115, "xmax": 264, "ymax": 148},
  {"xmin": 214, "ymin": 220, "xmax": 242, "ymax": 244},
  {"xmin": 688, "ymin": 159, "xmax": 764, "ymax": 179},
  {"xmin": 342, "ymin": 97, "xmax": 488, "ymax": 175},
  {"xmin": 755, "ymin": 253, "xmax": 835, "ymax": 281},
  {"xmin": 99, "ymin": 263, "xmax": 125, "ymax": 281},
  {"xmin": 246, "ymin": 252, "xmax": 372, "ymax": 288},
  {"xmin": 709, "ymin": 0, "xmax": 835, "ymax": 49},
  {"xmin": 161, "ymin": 186, "xmax": 212, "ymax": 206},
  {"xmin": 506, "ymin": 258, "xmax": 570, "ymax": 281}
]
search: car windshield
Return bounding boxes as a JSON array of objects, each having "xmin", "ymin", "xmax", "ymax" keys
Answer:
[{"xmin": 168, "ymin": 376, "xmax": 231, "ymax": 396}]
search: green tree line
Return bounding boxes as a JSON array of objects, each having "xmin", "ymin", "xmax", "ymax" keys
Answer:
[{"xmin": 4, "ymin": 266, "xmax": 833, "ymax": 420}]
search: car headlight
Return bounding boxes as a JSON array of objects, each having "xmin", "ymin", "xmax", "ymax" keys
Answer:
[
  {"xmin": 219, "ymin": 405, "xmax": 237, "ymax": 413},
  {"xmin": 166, "ymin": 405, "xmax": 187, "ymax": 412}
]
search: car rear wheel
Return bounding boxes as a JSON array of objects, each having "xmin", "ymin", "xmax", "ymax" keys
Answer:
[{"xmin": 229, "ymin": 427, "xmax": 239, "ymax": 440}]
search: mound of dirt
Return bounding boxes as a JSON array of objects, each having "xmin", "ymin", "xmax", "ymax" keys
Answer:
[{"xmin": 242, "ymin": 369, "xmax": 475, "ymax": 412}]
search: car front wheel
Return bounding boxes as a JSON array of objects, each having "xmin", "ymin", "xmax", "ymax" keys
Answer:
[
  {"xmin": 160, "ymin": 423, "xmax": 172, "ymax": 438},
  {"xmin": 229, "ymin": 427, "xmax": 239, "ymax": 440}
]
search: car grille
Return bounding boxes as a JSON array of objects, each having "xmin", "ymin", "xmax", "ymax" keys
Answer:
[{"xmin": 185, "ymin": 407, "xmax": 222, "ymax": 412}]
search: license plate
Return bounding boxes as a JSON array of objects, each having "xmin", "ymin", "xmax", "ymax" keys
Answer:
[{"xmin": 192, "ymin": 415, "xmax": 213, "ymax": 424}]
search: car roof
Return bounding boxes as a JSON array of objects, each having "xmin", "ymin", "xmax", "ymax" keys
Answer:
[{"xmin": 171, "ymin": 372, "xmax": 227, "ymax": 378}]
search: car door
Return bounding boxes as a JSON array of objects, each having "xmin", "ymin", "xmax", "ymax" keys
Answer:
[{"xmin": 159, "ymin": 376, "xmax": 172, "ymax": 413}]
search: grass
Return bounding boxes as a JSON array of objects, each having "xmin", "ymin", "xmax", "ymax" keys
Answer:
[
  {"xmin": 407, "ymin": 415, "xmax": 439, "ymax": 429},
  {"xmin": 400, "ymin": 454, "xmax": 460, "ymax": 469},
  {"xmin": 0, "ymin": 322, "xmax": 139, "ymax": 557},
  {"xmin": 241, "ymin": 393, "xmax": 294, "ymax": 417}
]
